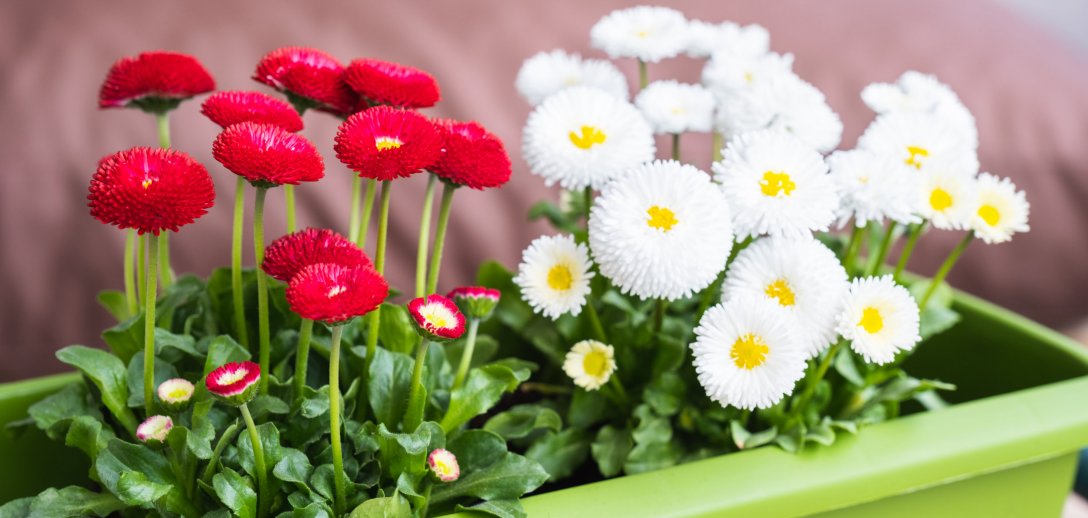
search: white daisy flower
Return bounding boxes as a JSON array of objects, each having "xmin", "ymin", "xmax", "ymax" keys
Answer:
[
  {"xmin": 513, "ymin": 234, "xmax": 595, "ymax": 320},
  {"xmin": 690, "ymin": 295, "xmax": 807, "ymax": 410},
  {"xmin": 715, "ymin": 71, "xmax": 843, "ymax": 153},
  {"xmin": 837, "ymin": 275, "xmax": 921, "ymax": 365},
  {"xmin": 522, "ymin": 86, "xmax": 656, "ymax": 191},
  {"xmin": 686, "ymin": 20, "xmax": 769, "ymax": 59},
  {"xmin": 828, "ymin": 149, "xmax": 921, "ymax": 227},
  {"xmin": 589, "ymin": 160, "xmax": 734, "ymax": 301},
  {"xmin": 590, "ymin": 6, "xmax": 689, "ymax": 63},
  {"xmin": 563, "ymin": 340, "xmax": 617, "ymax": 390},
  {"xmin": 634, "ymin": 80, "xmax": 715, "ymax": 134},
  {"xmin": 857, "ymin": 112, "xmax": 978, "ymax": 176},
  {"xmin": 701, "ymin": 51, "xmax": 794, "ymax": 97},
  {"xmin": 515, "ymin": 49, "xmax": 630, "ymax": 106},
  {"xmin": 712, "ymin": 130, "xmax": 840, "ymax": 239},
  {"xmin": 916, "ymin": 167, "xmax": 976, "ymax": 230},
  {"xmin": 723, "ymin": 237, "xmax": 849, "ymax": 358},
  {"xmin": 862, "ymin": 71, "xmax": 978, "ymax": 147},
  {"xmin": 969, "ymin": 173, "xmax": 1030, "ymax": 244}
]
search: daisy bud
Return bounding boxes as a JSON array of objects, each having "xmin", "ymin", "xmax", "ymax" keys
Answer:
[
  {"xmin": 344, "ymin": 58, "xmax": 440, "ymax": 109},
  {"xmin": 334, "ymin": 106, "xmax": 444, "ymax": 182},
  {"xmin": 212, "ymin": 122, "xmax": 325, "ymax": 188},
  {"xmin": 263, "ymin": 228, "xmax": 371, "ymax": 283},
  {"xmin": 201, "ymin": 91, "xmax": 304, "ymax": 132},
  {"xmin": 407, "ymin": 294, "xmax": 466, "ymax": 343},
  {"xmin": 427, "ymin": 448, "xmax": 460, "ymax": 482},
  {"xmin": 447, "ymin": 286, "xmax": 500, "ymax": 322},
  {"xmin": 205, "ymin": 361, "xmax": 261, "ymax": 407},
  {"xmin": 156, "ymin": 378, "xmax": 195, "ymax": 412},
  {"xmin": 253, "ymin": 47, "xmax": 357, "ymax": 116},
  {"xmin": 136, "ymin": 415, "xmax": 173, "ymax": 445},
  {"xmin": 430, "ymin": 120, "xmax": 512, "ymax": 190},
  {"xmin": 563, "ymin": 340, "xmax": 616, "ymax": 391},
  {"xmin": 286, "ymin": 263, "xmax": 388, "ymax": 324},
  {"xmin": 99, "ymin": 51, "xmax": 215, "ymax": 113}
]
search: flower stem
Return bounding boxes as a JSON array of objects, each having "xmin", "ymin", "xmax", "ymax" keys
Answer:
[
  {"xmin": 156, "ymin": 112, "xmax": 171, "ymax": 149},
  {"xmin": 253, "ymin": 187, "xmax": 271, "ymax": 394},
  {"xmin": 364, "ymin": 181, "xmax": 393, "ymax": 378},
  {"xmin": 404, "ymin": 337, "xmax": 429, "ymax": 432},
  {"xmin": 155, "ymin": 112, "xmax": 175, "ymax": 288},
  {"xmin": 284, "ymin": 185, "xmax": 297, "ymax": 233},
  {"xmin": 605, "ymin": 373, "xmax": 630, "ymax": 409},
  {"xmin": 348, "ymin": 176, "xmax": 362, "ymax": 243},
  {"xmin": 671, "ymin": 133, "xmax": 681, "ymax": 161},
  {"xmin": 231, "ymin": 177, "xmax": 249, "ymax": 349},
  {"xmin": 416, "ymin": 175, "xmax": 438, "ymax": 297},
  {"xmin": 920, "ymin": 232, "xmax": 974, "ymax": 310},
  {"xmin": 893, "ymin": 222, "xmax": 927, "ymax": 283},
  {"xmin": 293, "ymin": 318, "xmax": 314, "ymax": 403},
  {"xmin": 240, "ymin": 403, "xmax": 269, "ymax": 518},
  {"xmin": 426, "ymin": 182, "xmax": 457, "ymax": 295},
  {"xmin": 452, "ymin": 319, "xmax": 480, "ymax": 391},
  {"xmin": 583, "ymin": 186, "xmax": 592, "ymax": 227},
  {"xmin": 201, "ymin": 422, "xmax": 240, "ymax": 487},
  {"xmin": 357, "ymin": 178, "xmax": 378, "ymax": 249},
  {"xmin": 586, "ymin": 301, "xmax": 608, "ymax": 344},
  {"xmin": 841, "ymin": 224, "xmax": 865, "ymax": 276},
  {"xmin": 137, "ymin": 234, "xmax": 146, "ymax": 304},
  {"xmin": 867, "ymin": 221, "xmax": 898, "ymax": 276},
  {"xmin": 712, "ymin": 132, "xmax": 724, "ymax": 163},
  {"xmin": 652, "ymin": 299, "xmax": 666, "ymax": 341},
  {"xmin": 419, "ymin": 481, "xmax": 434, "ymax": 518},
  {"xmin": 327, "ymin": 325, "xmax": 347, "ymax": 516},
  {"xmin": 123, "ymin": 230, "xmax": 137, "ymax": 316},
  {"xmin": 638, "ymin": 60, "xmax": 648, "ymax": 90},
  {"xmin": 792, "ymin": 339, "xmax": 845, "ymax": 418},
  {"xmin": 143, "ymin": 234, "xmax": 160, "ymax": 416}
]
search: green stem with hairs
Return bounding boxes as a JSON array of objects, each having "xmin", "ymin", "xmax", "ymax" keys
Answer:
[
  {"xmin": 712, "ymin": 132, "xmax": 724, "ymax": 163},
  {"xmin": 585, "ymin": 301, "xmax": 608, "ymax": 344},
  {"xmin": 867, "ymin": 222, "xmax": 898, "ymax": 276},
  {"xmin": 201, "ymin": 422, "xmax": 240, "ymax": 487},
  {"xmin": 671, "ymin": 133, "xmax": 681, "ymax": 161},
  {"xmin": 143, "ymin": 234, "xmax": 160, "ymax": 416},
  {"xmin": 357, "ymin": 179, "xmax": 378, "ymax": 248},
  {"xmin": 920, "ymin": 232, "xmax": 974, "ymax": 310},
  {"xmin": 327, "ymin": 325, "xmax": 347, "ymax": 515},
  {"xmin": 416, "ymin": 175, "xmax": 438, "ymax": 297},
  {"xmin": 583, "ymin": 186, "xmax": 592, "ymax": 227},
  {"xmin": 452, "ymin": 319, "xmax": 480, "ymax": 391},
  {"xmin": 426, "ymin": 183, "xmax": 457, "ymax": 295},
  {"xmin": 293, "ymin": 318, "xmax": 314, "ymax": 402},
  {"xmin": 253, "ymin": 187, "xmax": 271, "ymax": 394},
  {"xmin": 404, "ymin": 337, "xmax": 430, "ymax": 432},
  {"xmin": 894, "ymin": 222, "xmax": 927, "ymax": 284},
  {"xmin": 284, "ymin": 185, "xmax": 297, "ymax": 233},
  {"xmin": 652, "ymin": 299, "xmax": 666, "ymax": 342},
  {"xmin": 137, "ymin": 234, "xmax": 146, "ymax": 305},
  {"xmin": 156, "ymin": 112, "xmax": 171, "ymax": 149},
  {"xmin": 638, "ymin": 60, "xmax": 649, "ymax": 90},
  {"xmin": 240, "ymin": 403, "xmax": 269, "ymax": 518},
  {"xmin": 348, "ymin": 176, "xmax": 362, "ymax": 243},
  {"xmin": 841, "ymin": 225, "xmax": 865, "ymax": 276},
  {"xmin": 231, "ymin": 177, "xmax": 249, "ymax": 349},
  {"xmin": 155, "ymin": 112, "xmax": 175, "ymax": 288},
  {"xmin": 792, "ymin": 339, "xmax": 846, "ymax": 418},
  {"xmin": 364, "ymin": 181, "xmax": 393, "ymax": 377},
  {"xmin": 123, "ymin": 230, "xmax": 137, "ymax": 316}
]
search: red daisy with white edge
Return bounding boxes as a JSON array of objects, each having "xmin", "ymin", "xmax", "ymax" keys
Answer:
[
  {"xmin": 447, "ymin": 286, "xmax": 501, "ymax": 321},
  {"xmin": 407, "ymin": 294, "xmax": 466, "ymax": 342},
  {"xmin": 253, "ymin": 47, "xmax": 357, "ymax": 115},
  {"xmin": 286, "ymin": 263, "xmax": 389, "ymax": 324},
  {"xmin": 427, "ymin": 448, "xmax": 460, "ymax": 482},
  {"xmin": 431, "ymin": 120, "xmax": 512, "ymax": 190},
  {"xmin": 201, "ymin": 91, "xmax": 304, "ymax": 132},
  {"xmin": 212, "ymin": 122, "xmax": 325, "ymax": 187},
  {"xmin": 263, "ymin": 228, "xmax": 372, "ymax": 283},
  {"xmin": 205, "ymin": 361, "xmax": 261, "ymax": 406},
  {"xmin": 136, "ymin": 415, "xmax": 174, "ymax": 444},
  {"xmin": 344, "ymin": 58, "xmax": 441, "ymax": 109},
  {"xmin": 98, "ymin": 51, "xmax": 215, "ymax": 112},
  {"xmin": 334, "ymin": 106, "xmax": 444, "ymax": 181}
]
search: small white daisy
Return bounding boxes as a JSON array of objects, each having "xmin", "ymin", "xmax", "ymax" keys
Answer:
[
  {"xmin": 713, "ymin": 130, "xmax": 840, "ymax": 239},
  {"xmin": 634, "ymin": 80, "xmax": 715, "ymax": 134},
  {"xmin": 589, "ymin": 160, "xmax": 734, "ymax": 301},
  {"xmin": 723, "ymin": 237, "xmax": 849, "ymax": 358},
  {"xmin": 862, "ymin": 71, "xmax": 978, "ymax": 147},
  {"xmin": 563, "ymin": 340, "xmax": 617, "ymax": 390},
  {"xmin": 969, "ymin": 173, "xmax": 1030, "ymax": 244},
  {"xmin": 715, "ymin": 71, "xmax": 843, "ymax": 153},
  {"xmin": 685, "ymin": 20, "xmax": 769, "ymax": 59},
  {"xmin": 690, "ymin": 295, "xmax": 807, "ymax": 410},
  {"xmin": 828, "ymin": 149, "xmax": 921, "ymax": 227},
  {"xmin": 701, "ymin": 51, "xmax": 794, "ymax": 97},
  {"xmin": 590, "ymin": 6, "xmax": 689, "ymax": 63},
  {"xmin": 522, "ymin": 86, "xmax": 656, "ymax": 191},
  {"xmin": 837, "ymin": 275, "xmax": 921, "ymax": 365},
  {"xmin": 916, "ymin": 167, "xmax": 977, "ymax": 230},
  {"xmin": 513, "ymin": 234, "xmax": 595, "ymax": 320},
  {"xmin": 515, "ymin": 49, "xmax": 630, "ymax": 106},
  {"xmin": 857, "ymin": 112, "xmax": 978, "ymax": 176}
]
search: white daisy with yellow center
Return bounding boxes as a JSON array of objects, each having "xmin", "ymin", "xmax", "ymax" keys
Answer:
[
  {"xmin": 969, "ymin": 173, "xmax": 1030, "ymax": 244},
  {"xmin": 690, "ymin": 296, "xmax": 806, "ymax": 410},
  {"xmin": 563, "ymin": 340, "xmax": 617, "ymax": 391},
  {"xmin": 828, "ymin": 149, "xmax": 921, "ymax": 227},
  {"xmin": 634, "ymin": 80, "xmax": 715, "ymax": 134},
  {"xmin": 702, "ymin": 50, "xmax": 793, "ymax": 96},
  {"xmin": 916, "ymin": 167, "xmax": 977, "ymax": 230},
  {"xmin": 589, "ymin": 160, "xmax": 734, "ymax": 300},
  {"xmin": 861, "ymin": 71, "xmax": 978, "ymax": 147},
  {"xmin": 590, "ymin": 6, "xmax": 689, "ymax": 63},
  {"xmin": 513, "ymin": 234, "xmax": 595, "ymax": 320},
  {"xmin": 714, "ymin": 71, "xmax": 843, "ymax": 153},
  {"xmin": 515, "ymin": 49, "xmax": 630, "ymax": 106},
  {"xmin": 836, "ymin": 275, "xmax": 921, "ymax": 365},
  {"xmin": 713, "ymin": 130, "xmax": 839, "ymax": 239},
  {"xmin": 523, "ymin": 86, "xmax": 655, "ymax": 191},
  {"xmin": 685, "ymin": 20, "xmax": 769, "ymax": 59},
  {"xmin": 858, "ymin": 112, "xmax": 978, "ymax": 176}
]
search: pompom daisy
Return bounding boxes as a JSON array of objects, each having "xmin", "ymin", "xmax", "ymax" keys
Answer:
[
  {"xmin": 427, "ymin": 449, "xmax": 460, "ymax": 483},
  {"xmin": 262, "ymin": 227, "xmax": 371, "ymax": 283},
  {"xmin": 857, "ymin": 112, "xmax": 978, "ymax": 176},
  {"xmin": 334, "ymin": 106, "xmax": 444, "ymax": 181},
  {"xmin": 589, "ymin": 160, "xmax": 734, "ymax": 300},
  {"xmin": 828, "ymin": 149, "xmax": 921, "ymax": 227},
  {"xmin": 344, "ymin": 58, "xmax": 441, "ymax": 109},
  {"xmin": 515, "ymin": 50, "xmax": 629, "ymax": 106},
  {"xmin": 205, "ymin": 361, "xmax": 261, "ymax": 406},
  {"xmin": 88, "ymin": 147, "xmax": 216, "ymax": 236},
  {"xmin": 212, "ymin": 122, "xmax": 325, "ymax": 187},
  {"xmin": 513, "ymin": 234, "xmax": 595, "ymax": 320},
  {"xmin": 634, "ymin": 80, "xmax": 715, "ymax": 134},
  {"xmin": 522, "ymin": 86, "xmax": 655, "ymax": 191},
  {"xmin": 563, "ymin": 340, "xmax": 617, "ymax": 391},
  {"xmin": 686, "ymin": 20, "xmax": 770, "ymax": 59},
  {"xmin": 837, "ymin": 276, "xmax": 921, "ymax": 365},
  {"xmin": 916, "ymin": 168, "xmax": 977, "ymax": 230},
  {"xmin": 286, "ymin": 263, "xmax": 389, "ymax": 324},
  {"xmin": 712, "ymin": 130, "xmax": 839, "ymax": 239},
  {"xmin": 136, "ymin": 415, "xmax": 174, "ymax": 444},
  {"xmin": 861, "ymin": 71, "xmax": 977, "ymax": 147},
  {"xmin": 590, "ymin": 6, "xmax": 688, "ymax": 63},
  {"xmin": 431, "ymin": 119, "xmax": 512, "ymax": 190},
  {"xmin": 98, "ymin": 51, "xmax": 215, "ymax": 112},
  {"xmin": 715, "ymin": 72, "xmax": 843, "ymax": 153},
  {"xmin": 253, "ymin": 47, "xmax": 357, "ymax": 115},
  {"xmin": 723, "ymin": 237, "xmax": 848, "ymax": 358},
  {"xmin": 701, "ymin": 51, "xmax": 793, "ymax": 96},
  {"xmin": 200, "ymin": 91, "xmax": 304, "ymax": 132},
  {"xmin": 407, "ymin": 294, "xmax": 467, "ymax": 342},
  {"xmin": 447, "ymin": 286, "xmax": 501, "ymax": 321},
  {"xmin": 690, "ymin": 296, "xmax": 806, "ymax": 410},
  {"xmin": 156, "ymin": 378, "xmax": 195, "ymax": 411},
  {"xmin": 969, "ymin": 173, "xmax": 1030, "ymax": 244}
]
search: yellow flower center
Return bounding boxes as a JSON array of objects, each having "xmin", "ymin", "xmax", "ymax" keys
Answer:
[
  {"xmin": 216, "ymin": 369, "xmax": 247, "ymax": 386},
  {"xmin": 730, "ymin": 333, "xmax": 769, "ymax": 370},
  {"xmin": 167, "ymin": 387, "xmax": 190, "ymax": 400},
  {"xmin": 905, "ymin": 145, "xmax": 929, "ymax": 169},
  {"xmin": 569, "ymin": 125, "xmax": 607, "ymax": 150},
  {"xmin": 978, "ymin": 204, "xmax": 1001, "ymax": 226},
  {"xmin": 858, "ymin": 307, "xmax": 884, "ymax": 334},
  {"xmin": 547, "ymin": 264, "xmax": 573, "ymax": 291},
  {"xmin": 141, "ymin": 178, "xmax": 154, "ymax": 189},
  {"xmin": 764, "ymin": 279, "xmax": 796, "ymax": 307},
  {"xmin": 375, "ymin": 137, "xmax": 403, "ymax": 151},
  {"xmin": 419, "ymin": 305, "xmax": 454, "ymax": 329},
  {"xmin": 744, "ymin": 71, "xmax": 754, "ymax": 83},
  {"xmin": 929, "ymin": 188, "xmax": 953, "ymax": 212},
  {"xmin": 646, "ymin": 205, "xmax": 678, "ymax": 232},
  {"xmin": 760, "ymin": 171, "xmax": 796, "ymax": 197},
  {"xmin": 635, "ymin": 30, "xmax": 650, "ymax": 38},
  {"xmin": 432, "ymin": 458, "xmax": 456, "ymax": 478},
  {"xmin": 582, "ymin": 349, "xmax": 610, "ymax": 378}
]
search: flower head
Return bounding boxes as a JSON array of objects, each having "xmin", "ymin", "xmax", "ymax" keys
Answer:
[
  {"xmin": 634, "ymin": 81, "xmax": 715, "ymax": 134},
  {"xmin": 916, "ymin": 168, "xmax": 976, "ymax": 230},
  {"xmin": 427, "ymin": 449, "xmax": 460, "ymax": 482},
  {"xmin": 686, "ymin": 21, "xmax": 769, "ymax": 59},
  {"xmin": 407, "ymin": 294, "xmax": 467, "ymax": 342},
  {"xmin": 201, "ymin": 91, "xmax": 304, "ymax": 132},
  {"xmin": 88, "ymin": 147, "xmax": 215, "ymax": 235},
  {"xmin": 715, "ymin": 71, "xmax": 843, "ymax": 153},
  {"xmin": 334, "ymin": 106, "xmax": 444, "ymax": 181},
  {"xmin": 522, "ymin": 86, "xmax": 655, "ymax": 191},
  {"xmin": 563, "ymin": 340, "xmax": 616, "ymax": 391},
  {"xmin": 702, "ymin": 51, "xmax": 793, "ymax": 97},
  {"xmin": 157, "ymin": 378, "xmax": 195, "ymax": 411},
  {"xmin": 969, "ymin": 173, "xmax": 1030, "ymax": 244},
  {"xmin": 691, "ymin": 296, "xmax": 806, "ymax": 410},
  {"xmin": 857, "ymin": 112, "xmax": 978, "ymax": 176},
  {"xmin": 514, "ymin": 234, "xmax": 595, "ymax": 320},
  {"xmin": 136, "ymin": 415, "xmax": 174, "ymax": 444},
  {"xmin": 286, "ymin": 263, "xmax": 388, "ymax": 324},
  {"xmin": 344, "ymin": 58, "xmax": 440, "ymax": 109},
  {"xmin": 837, "ymin": 276, "xmax": 921, "ymax": 365},
  {"xmin": 263, "ymin": 228, "xmax": 371, "ymax": 283},
  {"xmin": 253, "ymin": 47, "xmax": 356, "ymax": 115},
  {"xmin": 862, "ymin": 71, "xmax": 977, "ymax": 147},
  {"xmin": 205, "ymin": 361, "xmax": 261, "ymax": 406},
  {"xmin": 447, "ymin": 286, "xmax": 501, "ymax": 321},
  {"xmin": 590, "ymin": 6, "xmax": 688, "ymax": 63},
  {"xmin": 590, "ymin": 160, "xmax": 734, "ymax": 301},
  {"xmin": 515, "ymin": 50, "xmax": 629, "ymax": 106},
  {"xmin": 212, "ymin": 122, "xmax": 324, "ymax": 187},
  {"xmin": 431, "ymin": 120, "xmax": 512, "ymax": 190},
  {"xmin": 828, "ymin": 149, "xmax": 921, "ymax": 227},
  {"xmin": 98, "ymin": 51, "xmax": 215, "ymax": 112}
]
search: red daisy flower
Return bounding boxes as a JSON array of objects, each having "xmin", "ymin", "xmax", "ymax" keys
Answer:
[
  {"xmin": 205, "ymin": 361, "xmax": 261, "ymax": 406},
  {"xmin": 201, "ymin": 91, "xmax": 304, "ymax": 132},
  {"xmin": 253, "ymin": 47, "xmax": 357, "ymax": 116},
  {"xmin": 98, "ymin": 51, "xmax": 215, "ymax": 112},
  {"xmin": 88, "ymin": 147, "xmax": 215, "ymax": 235},
  {"xmin": 431, "ymin": 119, "xmax": 512, "ymax": 190},
  {"xmin": 263, "ymin": 227, "xmax": 372, "ymax": 283},
  {"xmin": 334, "ymin": 106, "xmax": 443, "ymax": 181},
  {"xmin": 344, "ymin": 58, "xmax": 441, "ymax": 109},
  {"xmin": 447, "ymin": 286, "xmax": 501, "ymax": 321},
  {"xmin": 212, "ymin": 122, "xmax": 324, "ymax": 187},
  {"xmin": 286, "ymin": 263, "xmax": 389, "ymax": 324},
  {"xmin": 407, "ymin": 294, "xmax": 466, "ymax": 342}
]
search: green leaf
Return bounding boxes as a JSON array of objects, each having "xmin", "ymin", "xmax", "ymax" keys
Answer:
[
  {"xmin": 591, "ymin": 425, "xmax": 633, "ymax": 478},
  {"xmin": 376, "ymin": 422, "xmax": 444, "ymax": 480},
  {"xmin": 278, "ymin": 503, "xmax": 331, "ymax": 518},
  {"xmin": 446, "ymin": 430, "xmax": 507, "ymax": 472},
  {"xmin": 101, "ymin": 316, "xmax": 142, "ymax": 364},
  {"xmin": 97, "ymin": 290, "xmax": 130, "ymax": 321},
  {"xmin": 643, "ymin": 372, "xmax": 686, "ymax": 416},
  {"xmin": 805, "ymin": 419, "xmax": 837, "ymax": 446},
  {"xmin": 248, "ymin": 395, "xmax": 290, "ymax": 421},
  {"xmin": 775, "ymin": 425, "xmax": 804, "ymax": 453},
  {"xmin": 213, "ymin": 467, "xmax": 257, "ymax": 518},
  {"xmin": 525, "ymin": 428, "xmax": 590, "ymax": 482},
  {"xmin": 27, "ymin": 383, "xmax": 103, "ymax": 440},
  {"xmin": 445, "ymin": 335, "xmax": 500, "ymax": 373},
  {"xmin": 631, "ymin": 405, "xmax": 672, "ymax": 445},
  {"xmin": 454, "ymin": 499, "xmax": 526, "ymax": 518},
  {"xmin": 116, "ymin": 470, "xmax": 172, "ymax": 506},
  {"xmin": 919, "ymin": 303, "xmax": 962, "ymax": 340},
  {"xmin": 624, "ymin": 439, "xmax": 682, "ymax": 475},
  {"xmin": 378, "ymin": 303, "xmax": 417, "ymax": 355},
  {"xmin": 430, "ymin": 452, "xmax": 548, "ymax": 506},
  {"xmin": 24, "ymin": 486, "xmax": 124, "ymax": 517},
  {"xmin": 833, "ymin": 347, "xmax": 865, "ymax": 387},
  {"xmin": 238, "ymin": 422, "xmax": 284, "ymax": 479},
  {"xmin": 65, "ymin": 415, "xmax": 114, "ymax": 463},
  {"xmin": 154, "ymin": 328, "xmax": 202, "ymax": 359},
  {"xmin": 204, "ymin": 335, "xmax": 251, "ymax": 375},
  {"xmin": 909, "ymin": 278, "xmax": 954, "ymax": 308},
  {"xmin": 300, "ymin": 386, "xmax": 331, "ymax": 418},
  {"xmin": 273, "ymin": 448, "xmax": 313, "ymax": 488},
  {"xmin": 95, "ymin": 438, "xmax": 196, "ymax": 516},
  {"xmin": 367, "ymin": 347, "xmax": 415, "ymax": 428},
  {"xmin": 347, "ymin": 494, "xmax": 411, "ymax": 518},
  {"xmin": 567, "ymin": 389, "xmax": 608, "ymax": 429},
  {"xmin": 186, "ymin": 400, "xmax": 216, "ymax": 460},
  {"xmin": 125, "ymin": 354, "xmax": 178, "ymax": 408},
  {"xmin": 56, "ymin": 346, "xmax": 138, "ymax": 434},
  {"xmin": 440, "ymin": 363, "xmax": 528, "ymax": 433},
  {"xmin": 483, "ymin": 404, "xmax": 562, "ymax": 440},
  {"xmin": 0, "ymin": 497, "xmax": 31, "ymax": 517}
]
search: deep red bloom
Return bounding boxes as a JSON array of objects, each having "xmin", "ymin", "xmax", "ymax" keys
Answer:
[
  {"xmin": 287, "ymin": 263, "xmax": 389, "ymax": 324},
  {"xmin": 407, "ymin": 294, "xmax": 466, "ymax": 342},
  {"xmin": 212, "ymin": 122, "xmax": 324, "ymax": 187},
  {"xmin": 98, "ymin": 51, "xmax": 215, "ymax": 111},
  {"xmin": 205, "ymin": 361, "xmax": 261, "ymax": 405},
  {"xmin": 431, "ymin": 120, "xmax": 512, "ymax": 190},
  {"xmin": 88, "ymin": 147, "xmax": 215, "ymax": 235},
  {"xmin": 344, "ymin": 58, "xmax": 440, "ymax": 109},
  {"xmin": 253, "ymin": 47, "xmax": 356, "ymax": 116},
  {"xmin": 334, "ymin": 106, "xmax": 443, "ymax": 181},
  {"xmin": 263, "ymin": 228, "xmax": 372, "ymax": 283},
  {"xmin": 201, "ymin": 91, "xmax": 304, "ymax": 132}
]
